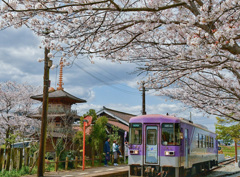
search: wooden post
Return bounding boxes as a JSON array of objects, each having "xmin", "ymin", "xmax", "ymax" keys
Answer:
[
  {"xmin": 118, "ymin": 155, "xmax": 120, "ymax": 164},
  {"xmin": 65, "ymin": 156, "xmax": 68, "ymax": 170},
  {"xmin": 37, "ymin": 47, "xmax": 51, "ymax": 177},
  {"xmin": 91, "ymin": 147, "xmax": 94, "ymax": 167},
  {"xmin": 25, "ymin": 148, "xmax": 30, "ymax": 166},
  {"xmin": 235, "ymin": 140, "xmax": 238, "ymax": 163},
  {"xmin": 83, "ymin": 121, "xmax": 86, "ymax": 171},
  {"xmin": 12, "ymin": 149, "xmax": 17, "ymax": 169},
  {"xmin": 55, "ymin": 157, "xmax": 58, "ymax": 172},
  {"xmin": 33, "ymin": 152, "xmax": 37, "ymax": 166},
  {"xmin": 0, "ymin": 148, "xmax": 3, "ymax": 171},
  {"xmin": 6, "ymin": 148, "xmax": 11, "ymax": 171},
  {"xmin": 75, "ymin": 156, "xmax": 78, "ymax": 169},
  {"xmin": 29, "ymin": 157, "xmax": 33, "ymax": 167},
  {"xmin": 29, "ymin": 154, "xmax": 38, "ymax": 174},
  {"xmin": 142, "ymin": 82, "xmax": 147, "ymax": 115},
  {"xmin": 19, "ymin": 148, "xmax": 23, "ymax": 170},
  {"xmin": 111, "ymin": 154, "xmax": 114, "ymax": 164},
  {"xmin": 99, "ymin": 156, "xmax": 101, "ymax": 167},
  {"xmin": 79, "ymin": 156, "xmax": 82, "ymax": 166}
]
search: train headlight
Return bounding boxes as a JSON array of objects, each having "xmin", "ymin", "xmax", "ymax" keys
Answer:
[
  {"xmin": 165, "ymin": 151, "xmax": 175, "ymax": 156},
  {"xmin": 130, "ymin": 150, "xmax": 139, "ymax": 155}
]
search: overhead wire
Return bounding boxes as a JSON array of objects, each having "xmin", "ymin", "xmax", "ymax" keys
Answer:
[
  {"xmin": 79, "ymin": 58, "xmax": 137, "ymax": 88},
  {"xmin": 71, "ymin": 59, "xmax": 140, "ymax": 95}
]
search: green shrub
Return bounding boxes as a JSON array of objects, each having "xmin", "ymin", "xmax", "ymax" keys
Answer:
[{"xmin": 0, "ymin": 166, "xmax": 36, "ymax": 177}]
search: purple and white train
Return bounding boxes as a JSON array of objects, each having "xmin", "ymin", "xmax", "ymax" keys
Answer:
[{"xmin": 128, "ymin": 114, "xmax": 218, "ymax": 177}]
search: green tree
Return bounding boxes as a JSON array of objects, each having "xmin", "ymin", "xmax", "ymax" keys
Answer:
[
  {"xmin": 215, "ymin": 117, "xmax": 240, "ymax": 162},
  {"xmin": 78, "ymin": 109, "xmax": 108, "ymax": 165},
  {"xmin": 109, "ymin": 125, "xmax": 120, "ymax": 146},
  {"xmin": 73, "ymin": 131, "xmax": 83, "ymax": 156},
  {"xmin": 90, "ymin": 115, "xmax": 108, "ymax": 164}
]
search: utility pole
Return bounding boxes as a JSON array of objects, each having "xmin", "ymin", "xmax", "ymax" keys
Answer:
[
  {"xmin": 37, "ymin": 47, "xmax": 51, "ymax": 177},
  {"xmin": 141, "ymin": 82, "xmax": 147, "ymax": 115}
]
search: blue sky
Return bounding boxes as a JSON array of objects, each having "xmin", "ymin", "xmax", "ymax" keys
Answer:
[{"xmin": 0, "ymin": 27, "xmax": 217, "ymax": 132}]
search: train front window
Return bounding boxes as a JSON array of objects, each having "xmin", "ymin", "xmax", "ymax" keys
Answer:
[
  {"xmin": 130, "ymin": 123, "xmax": 142, "ymax": 144},
  {"xmin": 162, "ymin": 123, "xmax": 180, "ymax": 146}
]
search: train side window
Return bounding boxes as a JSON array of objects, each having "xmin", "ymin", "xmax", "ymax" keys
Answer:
[
  {"xmin": 196, "ymin": 134, "xmax": 199, "ymax": 148},
  {"xmin": 203, "ymin": 135, "xmax": 206, "ymax": 148},
  {"xmin": 210, "ymin": 137, "xmax": 212, "ymax": 148},
  {"xmin": 129, "ymin": 123, "xmax": 142, "ymax": 145},
  {"xmin": 200, "ymin": 134, "xmax": 203, "ymax": 148},
  {"xmin": 162, "ymin": 123, "xmax": 180, "ymax": 146},
  {"xmin": 197, "ymin": 134, "xmax": 199, "ymax": 148},
  {"xmin": 210, "ymin": 137, "xmax": 212, "ymax": 147},
  {"xmin": 211, "ymin": 137, "xmax": 213, "ymax": 148},
  {"xmin": 205, "ymin": 135, "xmax": 208, "ymax": 148},
  {"xmin": 206, "ymin": 136, "xmax": 209, "ymax": 148}
]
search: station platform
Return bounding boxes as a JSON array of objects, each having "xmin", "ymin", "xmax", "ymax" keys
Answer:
[{"xmin": 25, "ymin": 165, "xmax": 129, "ymax": 177}]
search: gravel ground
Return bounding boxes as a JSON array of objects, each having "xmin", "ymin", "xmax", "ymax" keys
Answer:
[{"xmin": 206, "ymin": 162, "xmax": 240, "ymax": 177}]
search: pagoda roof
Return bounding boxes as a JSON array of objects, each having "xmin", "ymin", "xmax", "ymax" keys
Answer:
[{"xmin": 31, "ymin": 90, "xmax": 87, "ymax": 104}]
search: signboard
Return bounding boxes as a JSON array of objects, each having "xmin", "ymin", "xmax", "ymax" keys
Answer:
[
  {"xmin": 84, "ymin": 115, "xmax": 92, "ymax": 126},
  {"xmin": 146, "ymin": 145, "xmax": 158, "ymax": 163},
  {"xmin": 131, "ymin": 123, "xmax": 142, "ymax": 128}
]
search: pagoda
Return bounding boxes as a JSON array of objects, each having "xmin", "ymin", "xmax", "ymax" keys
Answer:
[{"xmin": 30, "ymin": 59, "xmax": 86, "ymax": 152}]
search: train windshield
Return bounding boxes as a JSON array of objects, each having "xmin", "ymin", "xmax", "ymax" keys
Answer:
[
  {"xmin": 129, "ymin": 123, "xmax": 142, "ymax": 144},
  {"xmin": 162, "ymin": 123, "xmax": 180, "ymax": 146}
]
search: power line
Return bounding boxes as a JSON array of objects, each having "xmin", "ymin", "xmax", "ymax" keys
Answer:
[
  {"xmin": 77, "ymin": 57, "xmax": 136, "ymax": 88},
  {"xmin": 72, "ymin": 60, "xmax": 140, "ymax": 95}
]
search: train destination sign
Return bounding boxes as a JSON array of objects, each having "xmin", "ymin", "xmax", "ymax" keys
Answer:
[{"xmin": 131, "ymin": 123, "xmax": 142, "ymax": 128}]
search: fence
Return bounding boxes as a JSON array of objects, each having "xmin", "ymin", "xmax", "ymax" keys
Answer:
[
  {"xmin": 0, "ymin": 148, "xmax": 33, "ymax": 171},
  {"xmin": 46, "ymin": 154, "xmax": 122, "ymax": 171},
  {"xmin": 0, "ymin": 148, "xmax": 123, "ymax": 172}
]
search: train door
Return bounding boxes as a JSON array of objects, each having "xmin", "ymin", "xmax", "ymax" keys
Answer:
[
  {"xmin": 184, "ymin": 129, "xmax": 189, "ymax": 167},
  {"xmin": 144, "ymin": 125, "xmax": 159, "ymax": 165}
]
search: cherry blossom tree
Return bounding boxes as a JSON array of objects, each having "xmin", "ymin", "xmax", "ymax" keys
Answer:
[
  {"xmin": 1, "ymin": 0, "xmax": 240, "ymax": 119},
  {"xmin": 46, "ymin": 109, "xmax": 77, "ymax": 160},
  {"xmin": 0, "ymin": 81, "xmax": 41, "ymax": 147}
]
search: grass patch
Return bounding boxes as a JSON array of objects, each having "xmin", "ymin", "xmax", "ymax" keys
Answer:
[
  {"xmin": 220, "ymin": 145, "xmax": 240, "ymax": 157},
  {"xmin": 0, "ymin": 166, "xmax": 37, "ymax": 177}
]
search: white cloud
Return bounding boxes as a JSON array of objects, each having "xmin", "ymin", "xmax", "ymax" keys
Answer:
[
  {"xmin": 64, "ymin": 86, "xmax": 95, "ymax": 101},
  {"xmin": 0, "ymin": 46, "xmax": 42, "ymax": 62},
  {"xmin": 72, "ymin": 103, "xmax": 102, "ymax": 116},
  {"xmin": 0, "ymin": 60, "xmax": 23, "ymax": 76}
]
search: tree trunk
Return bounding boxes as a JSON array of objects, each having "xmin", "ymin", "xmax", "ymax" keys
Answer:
[
  {"xmin": 6, "ymin": 148, "xmax": 11, "ymax": 171},
  {"xmin": 0, "ymin": 149, "xmax": 3, "ymax": 171}
]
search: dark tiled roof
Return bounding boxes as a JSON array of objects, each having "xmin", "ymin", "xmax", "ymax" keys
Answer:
[
  {"xmin": 97, "ymin": 106, "xmax": 136, "ymax": 125},
  {"xmin": 107, "ymin": 120, "xmax": 129, "ymax": 132},
  {"xmin": 31, "ymin": 90, "xmax": 87, "ymax": 104}
]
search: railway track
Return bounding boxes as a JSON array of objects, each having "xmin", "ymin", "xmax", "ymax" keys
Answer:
[{"xmin": 195, "ymin": 158, "xmax": 240, "ymax": 177}]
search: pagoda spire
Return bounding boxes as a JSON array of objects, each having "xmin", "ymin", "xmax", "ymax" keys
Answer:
[{"xmin": 57, "ymin": 59, "xmax": 64, "ymax": 90}]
